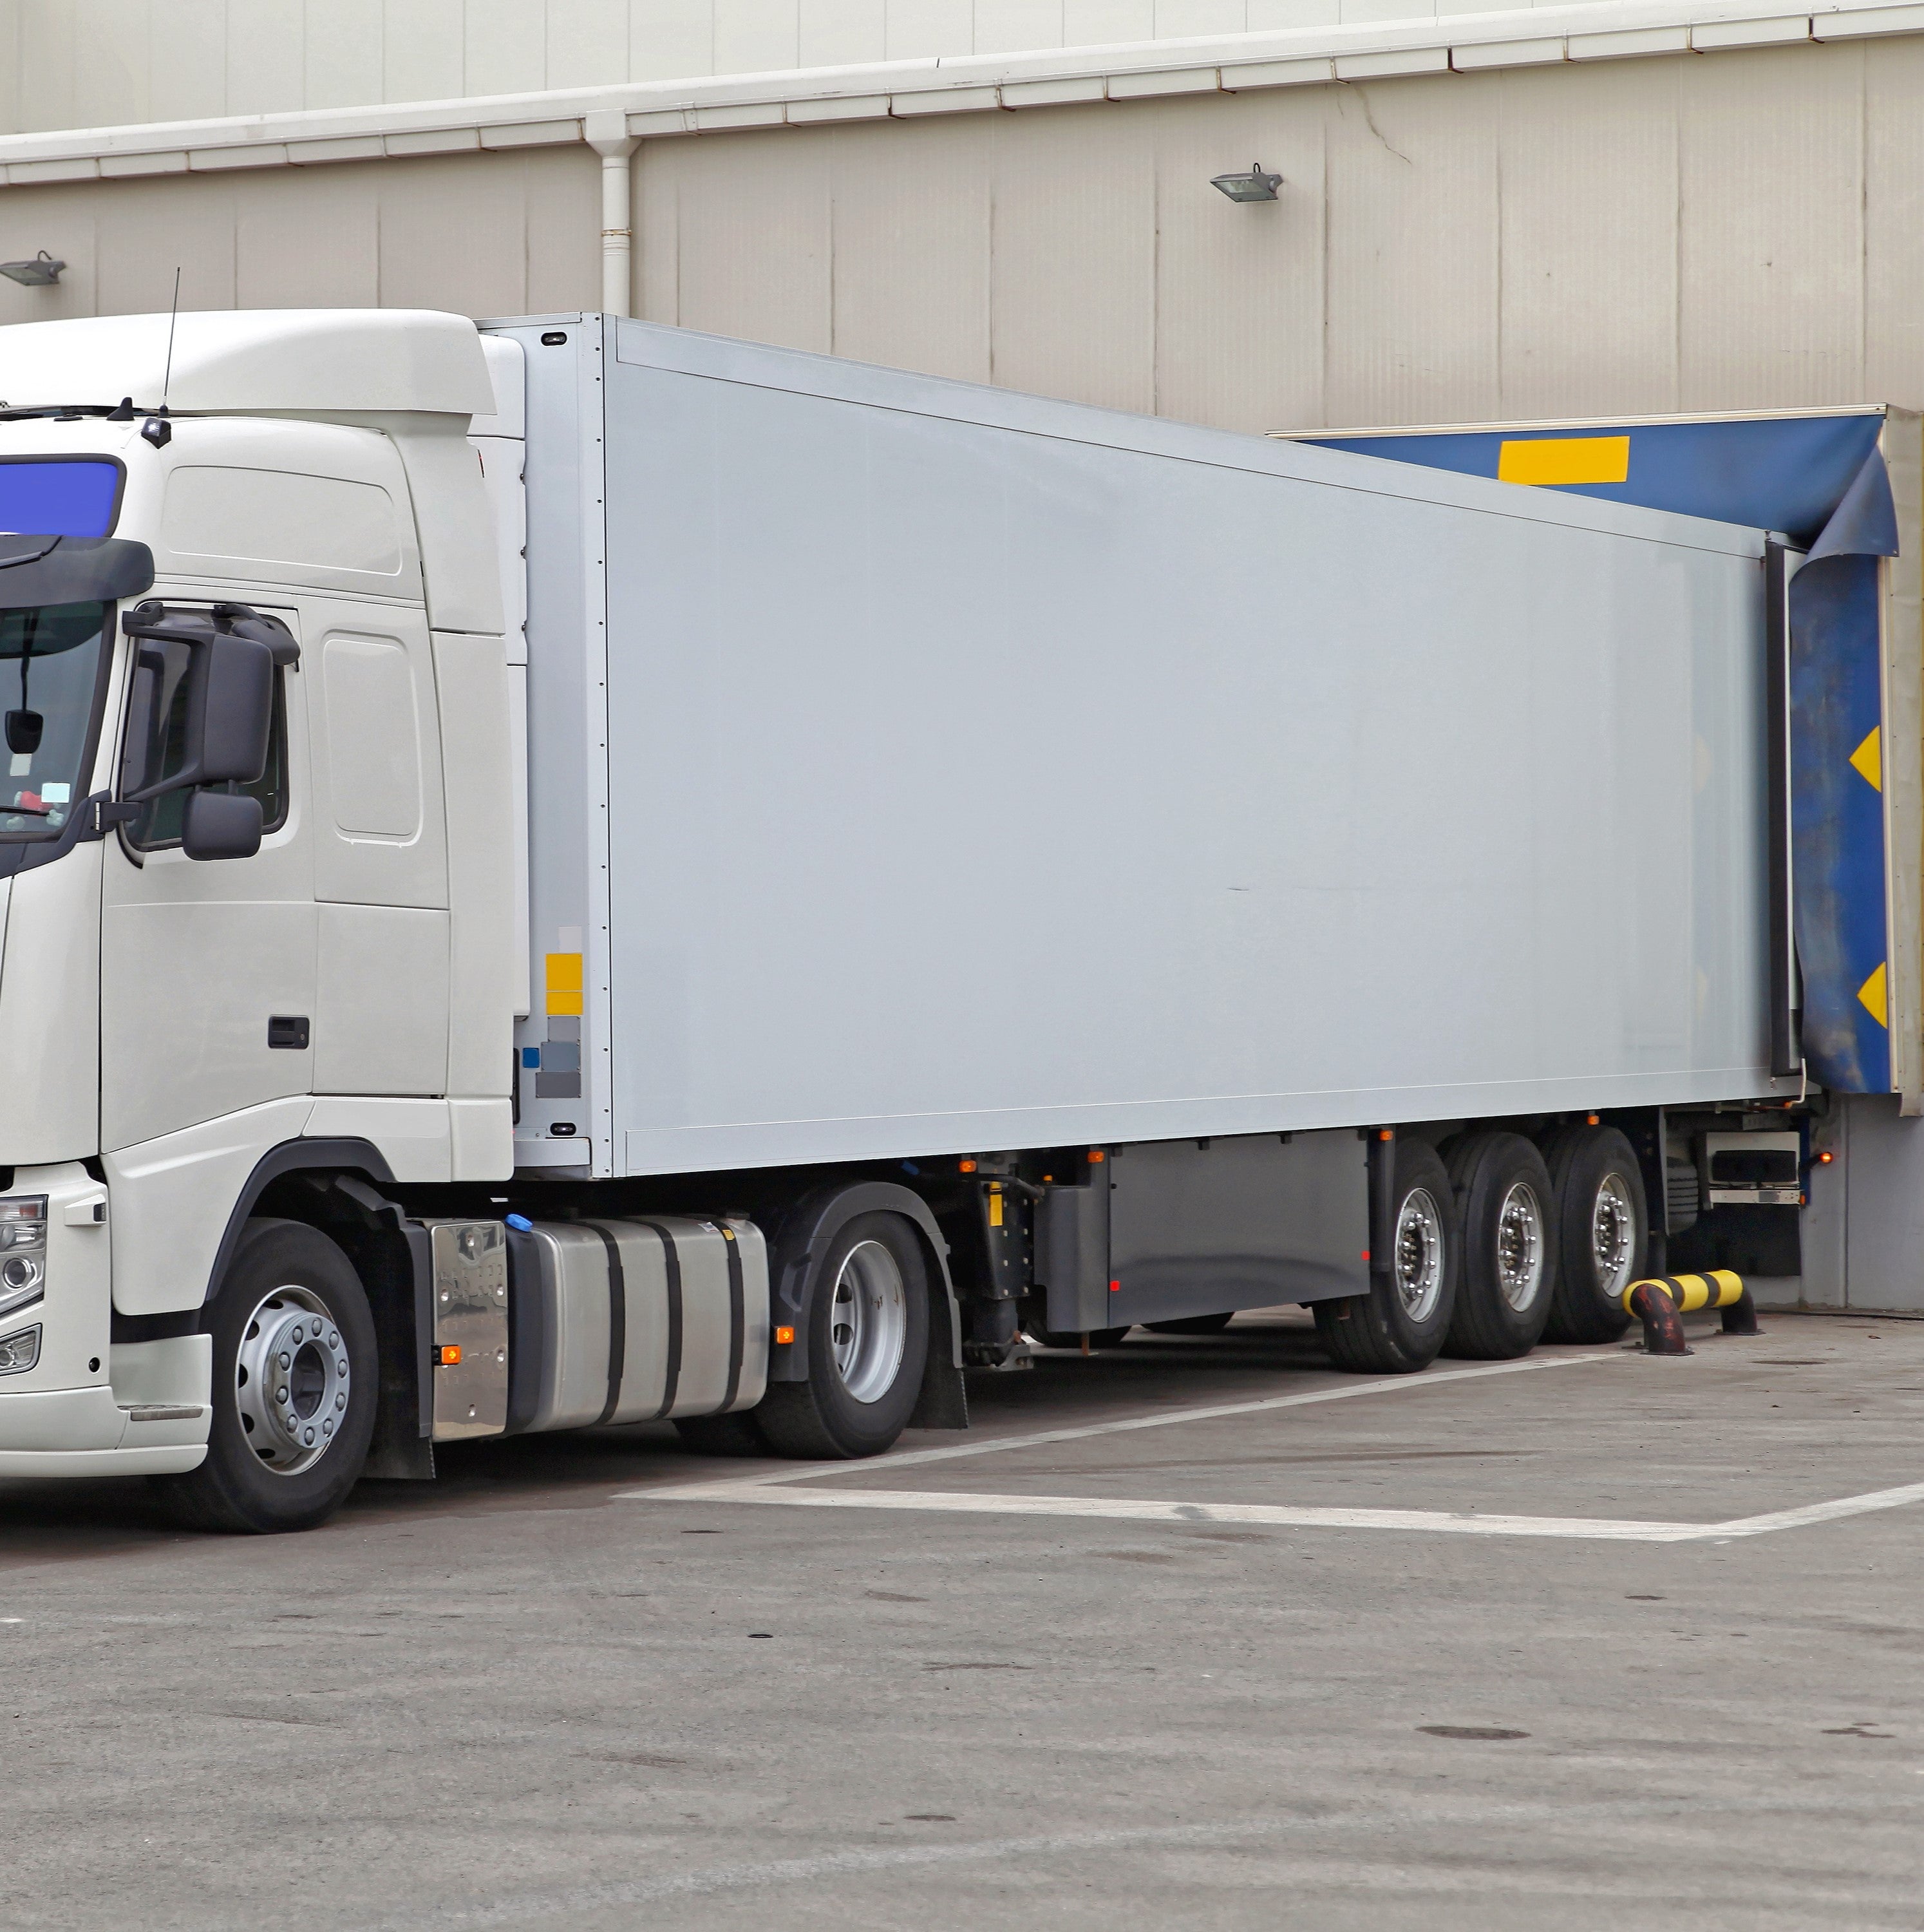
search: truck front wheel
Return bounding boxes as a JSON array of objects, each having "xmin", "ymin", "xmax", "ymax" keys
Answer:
[
  {"xmin": 153, "ymin": 1218, "xmax": 379, "ymax": 1533},
  {"xmin": 757, "ymin": 1212, "xmax": 930, "ymax": 1459},
  {"xmin": 1313, "ymin": 1139, "xmax": 1458, "ymax": 1374}
]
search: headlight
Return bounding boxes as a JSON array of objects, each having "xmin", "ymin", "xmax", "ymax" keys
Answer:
[
  {"xmin": 0, "ymin": 1325, "xmax": 39, "ymax": 1376},
  {"xmin": 0, "ymin": 1197, "xmax": 46, "ymax": 1320}
]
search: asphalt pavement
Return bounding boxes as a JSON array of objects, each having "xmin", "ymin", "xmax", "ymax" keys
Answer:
[{"xmin": 1, "ymin": 1307, "xmax": 1920, "ymax": 1930}]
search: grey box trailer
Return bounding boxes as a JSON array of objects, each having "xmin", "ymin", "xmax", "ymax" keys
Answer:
[{"xmin": 481, "ymin": 314, "xmax": 1790, "ymax": 1392}]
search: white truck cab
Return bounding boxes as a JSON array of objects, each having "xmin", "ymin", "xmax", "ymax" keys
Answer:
[{"xmin": 0, "ymin": 311, "xmax": 521, "ymax": 1506}]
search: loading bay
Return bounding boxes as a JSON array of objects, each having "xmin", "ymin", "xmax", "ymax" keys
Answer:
[{"xmin": 3, "ymin": 1309, "xmax": 1921, "ymax": 1930}]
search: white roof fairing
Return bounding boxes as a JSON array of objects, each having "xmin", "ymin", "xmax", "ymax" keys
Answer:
[{"xmin": 0, "ymin": 308, "xmax": 495, "ymax": 417}]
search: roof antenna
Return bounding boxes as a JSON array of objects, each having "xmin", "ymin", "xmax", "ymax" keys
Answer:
[
  {"xmin": 142, "ymin": 268, "xmax": 179, "ymax": 449},
  {"xmin": 160, "ymin": 266, "xmax": 180, "ymax": 410}
]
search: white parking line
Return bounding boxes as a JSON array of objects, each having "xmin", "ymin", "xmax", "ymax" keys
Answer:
[
  {"xmin": 618, "ymin": 1349, "xmax": 1924, "ymax": 1542},
  {"xmin": 627, "ymin": 1351, "xmax": 1611, "ymax": 1496}
]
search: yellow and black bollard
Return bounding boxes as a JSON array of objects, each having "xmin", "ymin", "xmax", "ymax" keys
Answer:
[{"xmin": 1620, "ymin": 1271, "xmax": 1759, "ymax": 1356}]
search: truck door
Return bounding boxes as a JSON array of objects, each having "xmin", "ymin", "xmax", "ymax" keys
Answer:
[
  {"xmin": 99, "ymin": 606, "xmax": 316, "ymax": 1152},
  {"xmin": 301, "ymin": 596, "xmax": 450, "ymax": 1099}
]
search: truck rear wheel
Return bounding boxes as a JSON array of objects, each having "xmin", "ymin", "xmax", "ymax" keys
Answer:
[
  {"xmin": 1313, "ymin": 1139, "xmax": 1458, "ymax": 1374},
  {"xmin": 1440, "ymin": 1132, "xmax": 1557, "ymax": 1359},
  {"xmin": 1540, "ymin": 1126, "xmax": 1643, "ymax": 1343},
  {"xmin": 757, "ymin": 1213, "xmax": 930, "ymax": 1459},
  {"xmin": 153, "ymin": 1218, "xmax": 378, "ymax": 1534}
]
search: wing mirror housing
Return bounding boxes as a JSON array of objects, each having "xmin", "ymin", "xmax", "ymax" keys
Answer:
[
  {"xmin": 121, "ymin": 627, "xmax": 274, "ymax": 799},
  {"xmin": 117, "ymin": 602, "xmax": 296, "ymax": 861},
  {"xmin": 180, "ymin": 788, "xmax": 264, "ymax": 862}
]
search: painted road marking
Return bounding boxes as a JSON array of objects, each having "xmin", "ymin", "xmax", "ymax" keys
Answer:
[
  {"xmin": 619, "ymin": 1350, "xmax": 1924, "ymax": 1542},
  {"xmin": 628, "ymin": 1352, "xmax": 1610, "ymax": 1495}
]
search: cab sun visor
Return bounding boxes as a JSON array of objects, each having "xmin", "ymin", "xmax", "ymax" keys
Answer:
[{"xmin": 0, "ymin": 534, "xmax": 154, "ymax": 609}]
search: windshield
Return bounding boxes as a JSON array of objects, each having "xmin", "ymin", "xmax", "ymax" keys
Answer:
[{"xmin": 0, "ymin": 602, "xmax": 109, "ymax": 840}]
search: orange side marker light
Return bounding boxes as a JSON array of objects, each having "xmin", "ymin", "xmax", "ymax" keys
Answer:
[
  {"xmin": 774, "ymin": 1325, "xmax": 795, "ymax": 1346},
  {"xmin": 434, "ymin": 1344, "xmax": 462, "ymax": 1367}
]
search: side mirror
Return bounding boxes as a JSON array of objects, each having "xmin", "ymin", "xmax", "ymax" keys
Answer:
[
  {"xmin": 187, "ymin": 632, "xmax": 275, "ymax": 787},
  {"xmin": 124, "ymin": 630, "xmax": 274, "ymax": 801},
  {"xmin": 181, "ymin": 788, "xmax": 263, "ymax": 862}
]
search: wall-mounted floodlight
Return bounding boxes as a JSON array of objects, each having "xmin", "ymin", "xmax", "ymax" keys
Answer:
[
  {"xmin": 0, "ymin": 252, "xmax": 64, "ymax": 287},
  {"xmin": 1211, "ymin": 164, "xmax": 1282, "ymax": 204}
]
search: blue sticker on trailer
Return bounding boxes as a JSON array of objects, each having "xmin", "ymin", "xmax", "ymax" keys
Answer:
[
  {"xmin": 1297, "ymin": 412, "xmax": 1902, "ymax": 1094},
  {"xmin": 0, "ymin": 457, "xmax": 122, "ymax": 538}
]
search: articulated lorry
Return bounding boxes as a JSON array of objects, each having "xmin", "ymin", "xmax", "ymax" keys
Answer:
[{"xmin": 0, "ymin": 308, "xmax": 1865, "ymax": 1531}]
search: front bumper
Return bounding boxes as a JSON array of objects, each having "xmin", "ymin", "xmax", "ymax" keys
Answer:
[{"xmin": 0, "ymin": 1162, "xmax": 210, "ymax": 1476}]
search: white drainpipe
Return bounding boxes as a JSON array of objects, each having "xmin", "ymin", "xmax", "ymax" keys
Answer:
[{"xmin": 585, "ymin": 109, "xmax": 640, "ymax": 319}]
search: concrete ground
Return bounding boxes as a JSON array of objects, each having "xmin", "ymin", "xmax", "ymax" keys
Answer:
[{"xmin": 2, "ymin": 1309, "xmax": 1921, "ymax": 1930}]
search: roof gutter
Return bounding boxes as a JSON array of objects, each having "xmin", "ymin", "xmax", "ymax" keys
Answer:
[{"xmin": 0, "ymin": 0, "xmax": 1916, "ymax": 188}]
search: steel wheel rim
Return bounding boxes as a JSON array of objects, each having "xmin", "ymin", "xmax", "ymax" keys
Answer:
[
  {"xmin": 1591, "ymin": 1174, "xmax": 1636, "ymax": 1301},
  {"xmin": 1394, "ymin": 1189, "xmax": 1446, "ymax": 1323},
  {"xmin": 1495, "ymin": 1180, "xmax": 1546, "ymax": 1311},
  {"xmin": 830, "ymin": 1240, "xmax": 908, "ymax": 1405},
  {"xmin": 234, "ymin": 1285, "xmax": 350, "ymax": 1475}
]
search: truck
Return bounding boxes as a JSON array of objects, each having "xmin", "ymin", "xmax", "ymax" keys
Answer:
[{"xmin": 0, "ymin": 307, "xmax": 1849, "ymax": 1531}]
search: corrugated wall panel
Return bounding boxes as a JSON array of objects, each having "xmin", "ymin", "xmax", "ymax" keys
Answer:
[
  {"xmin": 990, "ymin": 105, "xmax": 1158, "ymax": 413},
  {"xmin": 825, "ymin": 116, "xmax": 994, "ymax": 381},
  {"xmin": 3, "ymin": 49, "xmax": 1923, "ymax": 425},
  {"xmin": 668, "ymin": 129, "xmax": 833, "ymax": 350},
  {"xmin": 1864, "ymin": 39, "xmax": 1924, "ymax": 408},
  {"xmin": 1324, "ymin": 73, "xmax": 1502, "ymax": 427},
  {"xmin": 1678, "ymin": 43, "xmax": 1865, "ymax": 411},
  {"xmin": 1495, "ymin": 57, "xmax": 1681, "ymax": 420},
  {"xmin": 1151, "ymin": 89, "xmax": 1326, "ymax": 432}
]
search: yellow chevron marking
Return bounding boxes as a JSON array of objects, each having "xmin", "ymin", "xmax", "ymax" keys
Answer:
[
  {"xmin": 1858, "ymin": 961, "xmax": 1889, "ymax": 1028},
  {"xmin": 1850, "ymin": 726, "xmax": 1882, "ymax": 791}
]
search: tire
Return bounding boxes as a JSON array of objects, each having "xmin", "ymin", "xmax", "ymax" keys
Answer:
[
  {"xmin": 1440, "ymin": 1132, "xmax": 1558, "ymax": 1360},
  {"xmin": 151, "ymin": 1218, "xmax": 378, "ymax": 1534},
  {"xmin": 1144, "ymin": 1311, "xmax": 1236, "ymax": 1336},
  {"xmin": 674, "ymin": 1412, "xmax": 770, "ymax": 1457},
  {"xmin": 1313, "ymin": 1139, "xmax": 1458, "ymax": 1374},
  {"xmin": 1540, "ymin": 1125, "xmax": 1645, "ymax": 1343},
  {"xmin": 757, "ymin": 1212, "xmax": 932, "ymax": 1459}
]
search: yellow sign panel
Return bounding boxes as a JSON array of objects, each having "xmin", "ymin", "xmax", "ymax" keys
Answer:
[
  {"xmin": 545, "ymin": 951, "xmax": 583, "ymax": 1017},
  {"xmin": 1497, "ymin": 436, "xmax": 1633, "ymax": 488}
]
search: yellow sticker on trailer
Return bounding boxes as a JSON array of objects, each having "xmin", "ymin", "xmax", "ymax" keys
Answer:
[
  {"xmin": 545, "ymin": 951, "xmax": 583, "ymax": 1017},
  {"xmin": 1497, "ymin": 437, "xmax": 1632, "ymax": 488}
]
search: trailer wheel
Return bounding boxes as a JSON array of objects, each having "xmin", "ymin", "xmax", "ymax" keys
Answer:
[
  {"xmin": 1313, "ymin": 1139, "xmax": 1458, "ymax": 1374},
  {"xmin": 757, "ymin": 1212, "xmax": 931, "ymax": 1459},
  {"xmin": 1540, "ymin": 1126, "xmax": 1643, "ymax": 1343},
  {"xmin": 152, "ymin": 1218, "xmax": 378, "ymax": 1534},
  {"xmin": 1440, "ymin": 1132, "xmax": 1558, "ymax": 1360},
  {"xmin": 1144, "ymin": 1311, "xmax": 1236, "ymax": 1336}
]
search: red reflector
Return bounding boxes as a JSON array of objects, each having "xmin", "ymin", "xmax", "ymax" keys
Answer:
[
  {"xmin": 1108, "ymin": 1279, "xmax": 1120, "ymax": 1292},
  {"xmin": 1361, "ymin": 1250, "xmax": 1370, "ymax": 1262}
]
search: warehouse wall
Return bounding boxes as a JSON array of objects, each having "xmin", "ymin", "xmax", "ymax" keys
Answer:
[
  {"xmin": 0, "ymin": 37, "xmax": 1918, "ymax": 434},
  {"xmin": 0, "ymin": 0, "xmax": 1638, "ymax": 135}
]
